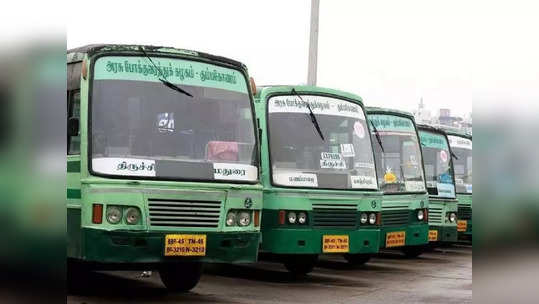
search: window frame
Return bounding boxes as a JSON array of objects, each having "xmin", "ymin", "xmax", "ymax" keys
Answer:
[{"xmin": 67, "ymin": 89, "xmax": 81, "ymax": 155}]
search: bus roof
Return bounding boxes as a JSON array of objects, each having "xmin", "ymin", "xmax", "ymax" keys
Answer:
[
  {"xmin": 436, "ymin": 125, "xmax": 472, "ymax": 140},
  {"xmin": 416, "ymin": 123, "xmax": 448, "ymax": 136},
  {"xmin": 254, "ymin": 85, "xmax": 363, "ymax": 105},
  {"xmin": 66, "ymin": 44, "xmax": 247, "ymax": 70},
  {"xmin": 365, "ymin": 106, "xmax": 415, "ymax": 120}
]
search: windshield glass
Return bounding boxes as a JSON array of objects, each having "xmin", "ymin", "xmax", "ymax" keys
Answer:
[
  {"xmin": 267, "ymin": 94, "xmax": 377, "ymax": 190},
  {"xmin": 448, "ymin": 135, "xmax": 472, "ymax": 194},
  {"xmin": 369, "ymin": 114, "xmax": 426, "ymax": 193},
  {"xmin": 90, "ymin": 56, "xmax": 257, "ymax": 182},
  {"xmin": 419, "ymin": 130, "xmax": 455, "ymax": 198}
]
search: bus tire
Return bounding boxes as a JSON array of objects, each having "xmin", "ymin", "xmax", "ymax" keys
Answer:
[
  {"xmin": 283, "ymin": 254, "xmax": 318, "ymax": 276},
  {"xmin": 67, "ymin": 260, "xmax": 89, "ymax": 293},
  {"xmin": 159, "ymin": 262, "xmax": 203, "ymax": 292},
  {"xmin": 402, "ymin": 245, "xmax": 426, "ymax": 258},
  {"xmin": 344, "ymin": 254, "xmax": 371, "ymax": 265}
]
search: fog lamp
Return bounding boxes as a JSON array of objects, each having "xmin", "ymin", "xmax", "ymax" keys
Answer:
[
  {"xmin": 238, "ymin": 211, "xmax": 251, "ymax": 226},
  {"xmin": 226, "ymin": 211, "xmax": 237, "ymax": 226},
  {"xmin": 125, "ymin": 207, "xmax": 141, "ymax": 225},
  {"xmin": 106, "ymin": 206, "xmax": 122, "ymax": 224},
  {"xmin": 288, "ymin": 211, "xmax": 297, "ymax": 224},
  {"xmin": 368, "ymin": 213, "xmax": 377, "ymax": 225}
]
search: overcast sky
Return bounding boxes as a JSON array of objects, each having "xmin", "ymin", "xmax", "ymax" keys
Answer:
[{"xmin": 64, "ymin": 0, "xmax": 539, "ymax": 118}]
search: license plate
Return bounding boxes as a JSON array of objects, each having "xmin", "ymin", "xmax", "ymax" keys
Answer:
[
  {"xmin": 322, "ymin": 235, "xmax": 349, "ymax": 253},
  {"xmin": 428, "ymin": 230, "xmax": 438, "ymax": 242},
  {"xmin": 457, "ymin": 220, "xmax": 467, "ymax": 232},
  {"xmin": 385, "ymin": 231, "xmax": 406, "ymax": 248},
  {"xmin": 164, "ymin": 234, "xmax": 206, "ymax": 256}
]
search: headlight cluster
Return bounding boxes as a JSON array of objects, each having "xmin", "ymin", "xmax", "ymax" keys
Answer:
[
  {"xmin": 360, "ymin": 212, "xmax": 378, "ymax": 225},
  {"xmin": 415, "ymin": 209, "xmax": 428, "ymax": 222},
  {"xmin": 279, "ymin": 210, "xmax": 308, "ymax": 225},
  {"xmin": 417, "ymin": 209, "xmax": 424, "ymax": 221},
  {"xmin": 226, "ymin": 210, "xmax": 252, "ymax": 227},
  {"xmin": 105, "ymin": 206, "xmax": 141, "ymax": 225},
  {"xmin": 447, "ymin": 212, "xmax": 457, "ymax": 223}
]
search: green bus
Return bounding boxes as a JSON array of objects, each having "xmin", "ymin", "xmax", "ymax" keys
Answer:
[
  {"xmin": 365, "ymin": 107, "xmax": 429, "ymax": 257},
  {"xmin": 67, "ymin": 44, "xmax": 262, "ymax": 291},
  {"xmin": 417, "ymin": 125, "xmax": 458, "ymax": 244},
  {"xmin": 441, "ymin": 127, "xmax": 472, "ymax": 242},
  {"xmin": 254, "ymin": 85, "xmax": 382, "ymax": 275}
]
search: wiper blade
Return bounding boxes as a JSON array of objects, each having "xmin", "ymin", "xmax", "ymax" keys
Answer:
[
  {"xmin": 138, "ymin": 46, "xmax": 193, "ymax": 98},
  {"xmin": 370, "ymin": 121, "xmax": 384, "ymax": 153},
  {"xmin": 159, "ymin": 78, "xmax": 193, "ymax": 97},
  {"xmin": 291, "ymin": 88, "xmax": 324, "ymax": 141},
  {"xmin": 450, "ymin": 150, "xmax": 459, "ymax": 160}
]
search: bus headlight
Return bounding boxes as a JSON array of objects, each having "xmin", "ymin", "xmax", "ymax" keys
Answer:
[
  {"xmin": 125, "ymin": 207, "xmax": 141, "ymax": 225},
  {"xmin": 368, "ymin": 213, "xmax": 377, "ymax": 225},
  {"xmin": 298, "ymin": 212, "xmax": 307, "ymax": 224},
  {"xmin": 448, "ymin": 212, "xmax": 457, "ymax": 223},
  {"xmin": 238, "ymin": 211, "xmax": 251, "ymax": 226},
  {"xmin": 288, "ymin": 211, "xmax": 297, "ymax": 224},
  {"xmin": 360, "ymin": 213, "xmax": 368, "ymax": 224},
  {"xmin": 417, "ymin": 209, "xmax": 424, "ymax": 221},
  {"xmin": 226, "ymin": 211, "xmax": 237, "ymax": 226},
  {"xmin": 106, "ymin": 206, "xmax": 122, "ymax": 224}
]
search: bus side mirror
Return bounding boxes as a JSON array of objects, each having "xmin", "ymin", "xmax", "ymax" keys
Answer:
[{"xmin": 68, "ymin": 117, "xmax": 79, "ymax": 137}]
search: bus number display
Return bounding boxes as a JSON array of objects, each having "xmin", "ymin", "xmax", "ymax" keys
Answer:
[
  {"xmin": 457, "ymin": 220, "xmax": 468, "ymax": 232},
  {"xmin": 385, "ymin": 231, "xmax": 406, "ymax": 248},
  {"xmin": 322, "ymin": 235, "xmax": 350, "ymax": 253},
  {"xmin": 164, "ymin": 234, "xmax": 207, "ymax": 256}
]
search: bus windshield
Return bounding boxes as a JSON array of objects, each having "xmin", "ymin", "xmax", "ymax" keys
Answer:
[
  {"xmin": 267, "ymin": 94, "xmax": 377, "ymax": 190},
  {"xmin": 448, "ymin": 135, "xmax": 472, "ymax": 194},
  {"xmin": 90, "ymin": 56, "xmax": 257, "ymax": 182},
  {"xmin": 419, "ymin": 130, "xmax": 455, "ymax": 198},
  {"xmin": 369, "ymin": 114, "xmax": 426, "ymax": 194}
]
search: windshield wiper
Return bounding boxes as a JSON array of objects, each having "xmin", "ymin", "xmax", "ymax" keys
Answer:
[
  {"xmin": 291, "ymin": 88, "xmax": 324, "ymax": 141},
  {"xmin": 138, "ymin": 46, "xmax": 193, "ymax": 98},
  {"xmin": 450, "ymin": 150, "xmax": 459, "ymax": 160},
  {"xmin": 370, "ymin": 121, "xmax": 384, "ymax": 153}
]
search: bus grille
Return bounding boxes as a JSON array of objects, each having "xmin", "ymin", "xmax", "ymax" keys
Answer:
[
  {"xmin": 428, "ymin": 206, "xmax": 443, "ymax": 225},
  {"xmin": 381, "ymin": 209, "xmax": 409, "ymax": 226},
  {"xmin": 458, "ymin": 206, "xmax": 472, "ymax": 220},
  {"xmin": 148, "ymin": 199, "xmax": 221, "ymax": 228},
  {"xmin": 312, "ymin": 203, "xmax": 357, "ymax": 229}
]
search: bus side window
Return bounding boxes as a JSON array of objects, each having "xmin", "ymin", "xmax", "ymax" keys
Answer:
[{"xmin": 68, "ymin": 90, "xmax": 81, "ymax": 155}]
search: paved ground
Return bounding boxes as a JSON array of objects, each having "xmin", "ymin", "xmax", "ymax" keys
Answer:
[{"xmin": 67, "ymin": 245, "xmax": 472, "ymax": 304}]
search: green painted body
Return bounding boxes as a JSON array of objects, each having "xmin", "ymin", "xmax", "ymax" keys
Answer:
[
  {"xmin": 67, "ymin": 45, "xmax": 262, "ymax": 266},
  {"xmin": 417, "ymin": 125, "xmax": 459, "ymax": 244},
  {"xmin": 426, "ymin": 198, "xmax": 458, "ymax": 243},
  {"xmin": 365, "ymin": 108, "xmax": 430, "ymax": 248},
  {"xmin": 377, "ymin": 195, "xmax": 429, "ymax": 247},
  {"xmin": 254, "ymin": 86, "xmax": 382, "ymax": 256},
  {"xmin": 439, "ymin": 127, "xmax": 473, "ymax": 241},
  {"xmin": 456, "ymin": 194, "xmax": 472, "ymax": 239}
]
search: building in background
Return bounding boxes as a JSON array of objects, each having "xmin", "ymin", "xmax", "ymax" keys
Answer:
[
  {"xmin": 413, "ymin": 98, "xmax": 472, "ymax": 134},
  {"xmin": 413, "ymin": 98, "xmax": 433, "ymax": 125}
]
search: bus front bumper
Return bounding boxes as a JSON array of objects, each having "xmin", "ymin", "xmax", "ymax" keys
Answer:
[
  {"xmin": 80, "ymin": 228, "xmax": 260, "ymax": 264},
  {"xmin": 429, "ymin": 225, "xmax": 458, "ymax": 243},
  {"xmin": 261, "ymin": 228, "xmax": 380, "ymax": 255},
  {"xmin": 379, "ymin": 223, "xmax": 429, "ymax": 249}
]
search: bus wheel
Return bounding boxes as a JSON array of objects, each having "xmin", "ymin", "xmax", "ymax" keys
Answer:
[
  {"xmin": 344, "ymin": 254, "xmax": 371, "ymax": 265},
  {"xmin": 283, "ymin": 254, "xmax": 318, "ymax": 276},
  {"xmin": 67, "ymin": 260, "xmax": 89, "ymax": 293},
  {"xmin": 402, "ymin": 245, "xmax": 426, "ymax": 258},
  {"xmin": 159, "ymin": 262, "xmax": 203, "ymax": 292}
]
